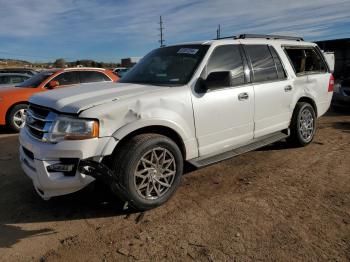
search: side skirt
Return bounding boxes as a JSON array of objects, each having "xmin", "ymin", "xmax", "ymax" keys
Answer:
[{"xmin": 188, "ymin": 130, "xmax": 289, "ymax": 168}]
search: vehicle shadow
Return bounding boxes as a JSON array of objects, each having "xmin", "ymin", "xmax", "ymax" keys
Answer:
[
  {"xmin": 332, "ymin": 121, "xmax": 350, "ymax": 133},
  {"xmin": 325, "ymin": 108, "xmax": 350, "ymax": 117},
  {"xmin": 0, "ymin": 182, "xmax": 137, "ymax": 225},
  {"xmin": 0, "ymin": 224, "xmax": 56, "ymax": 248},
  {"xmin": 0, "ymin": 126, "xmax": 12, "ymax": 134}
]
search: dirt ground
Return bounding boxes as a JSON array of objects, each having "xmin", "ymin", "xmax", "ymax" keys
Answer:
[{"xmin": 0, "ymin": 110, "xmax": 349, "ymax": 262}]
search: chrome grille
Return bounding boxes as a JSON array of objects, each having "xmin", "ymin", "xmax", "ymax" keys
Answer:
[{"xmin": 25, "ymin": 104, "xmax": 56, "ymax": 141}]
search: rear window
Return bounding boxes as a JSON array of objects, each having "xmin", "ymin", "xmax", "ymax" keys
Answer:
[
  {"xmin": 16, "ymin": 71, "xmax": 54, "ymax": 88},
  {"xmin": 284, "ymin": 47, "xmax": 327, "ymax": 75},
  {"xmin": 79, "ymin": 71, "xmax": 110, "ymax": 83},
  {"xmin": 245, "ymin": 45, "xmax": 279, "ymax": 83}
]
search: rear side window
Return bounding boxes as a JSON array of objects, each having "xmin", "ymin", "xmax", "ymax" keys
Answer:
[
  {"xmin": 269, "ymin": 47, "xmax": 287, "ymax": 79},
  {"xmin": 79, "ymin": 71, "xmax": 110, "ymax": 83},
  {"xmin": 245, "ymin": 45, "xmax": 278, "ymax": 83},
  {"xmin": 206, "ymin": 45, "xmax": 245, "ymax": 87},
  {"xmin": 51, "ymin": 71, "xmax": 79, "ymax": 86},
  {"xmin": 284, "ymin": 47, "xmax": 327, "ymax": 75}
]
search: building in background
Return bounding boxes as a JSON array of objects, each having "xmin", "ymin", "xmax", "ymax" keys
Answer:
[{"xmin": 121, "ymin": 57, "xmax": 142, "ymax": 68}]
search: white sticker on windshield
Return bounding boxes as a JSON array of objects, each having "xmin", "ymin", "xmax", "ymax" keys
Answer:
[{"xmin": 177, "ymin": 48, "xmax": 199, "ymax": 55}]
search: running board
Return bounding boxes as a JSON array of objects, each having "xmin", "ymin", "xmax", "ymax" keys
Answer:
[{"xmin": 189, "ymin": 130, "xmax": 289, "ymax": 168}]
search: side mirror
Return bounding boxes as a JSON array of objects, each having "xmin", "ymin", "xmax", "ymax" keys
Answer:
[
  {"xmin": 48, "ymin": 80, "xmax": 59, "ymax": 89},
  {"xmin": 201, "ymin": 71, "xmax": 231, "ymax": 91}
]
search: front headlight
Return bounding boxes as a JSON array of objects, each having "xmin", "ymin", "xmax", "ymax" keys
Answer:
[{"xmin": 43, "ymin": 116, "xmax": 99, "ymax": 143}]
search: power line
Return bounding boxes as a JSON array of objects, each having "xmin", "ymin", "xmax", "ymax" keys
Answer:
[{"xmin": 159, "ymin": 16, "xmax": 165, "ymax": 47}]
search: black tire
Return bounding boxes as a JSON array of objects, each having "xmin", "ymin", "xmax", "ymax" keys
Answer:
[
  {"xmin": 111, "ymin": 133, "xmax": 183, "ymax": 211},
  {"xmin": 6, "ymin": 104, "xmax": 28, "ymax": 132},
  {"xmin": 287, "ymin": 102, "xmax": 316, "ymax": 147}
]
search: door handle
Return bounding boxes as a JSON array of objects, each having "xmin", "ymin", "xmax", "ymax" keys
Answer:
[
  {"xmin": 238, "ymin": 92, "xmax": 249, "ymax": 101},
  {"xmin": 284, "ymin": 85, "xmax": 293, "ymax": 92}
]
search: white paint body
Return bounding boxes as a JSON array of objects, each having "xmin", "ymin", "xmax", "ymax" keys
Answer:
[{"xmin": 19, "ymin": 38, "xmax": 333, "ymax": 199}]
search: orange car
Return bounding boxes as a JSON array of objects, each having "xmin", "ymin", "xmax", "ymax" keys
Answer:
[{"xmin": 0, "ymin": 68, "xmax": 118, "ymax": 132}]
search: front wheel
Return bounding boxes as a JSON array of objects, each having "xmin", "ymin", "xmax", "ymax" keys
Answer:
[
  {"xmin": 288, "ymin": 102, "xmax": 316, "ymax": 147},
  {"xmin": 111, "ymin": 134, "xmax": 183, "ymax": 211},
  {"xmin": 7, "ymin": 104, "xmax": 28, "ymax": 132}
]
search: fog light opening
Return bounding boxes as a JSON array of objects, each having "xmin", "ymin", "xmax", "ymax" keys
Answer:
[{"xmin": 47, "ymin": 163, "xmax": 75, "ymax": 173}]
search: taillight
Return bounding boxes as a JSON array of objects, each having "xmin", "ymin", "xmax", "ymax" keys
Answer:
[{"xmin": 328, "ymin": 74, "xmax": 334, "ymax": 92}]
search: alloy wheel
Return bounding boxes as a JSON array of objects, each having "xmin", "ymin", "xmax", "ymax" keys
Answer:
[{"xmin": 134, "ymin": 147, "xmax": 176, "ymax": 200}]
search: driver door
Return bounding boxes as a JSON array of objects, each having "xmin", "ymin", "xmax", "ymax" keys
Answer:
[
  {"xmin": 191, "ymin": 45, "xmax": 255, "ymax": 156},
  {"xmin": 46, "ymin": 71, "xmax": 79, "ymax": 89}
]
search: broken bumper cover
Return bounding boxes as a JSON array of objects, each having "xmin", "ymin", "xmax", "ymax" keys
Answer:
[{"xmin": 19, "ymin": 128, "xmax": 118, "ymax": 199}]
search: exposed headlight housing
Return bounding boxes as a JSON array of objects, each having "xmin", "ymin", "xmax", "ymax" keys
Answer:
[{"xmin": 43, "ymin": 116, "xmax": 99, "ymax": 143}]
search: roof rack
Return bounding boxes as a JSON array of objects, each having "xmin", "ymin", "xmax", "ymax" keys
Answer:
[{"xmin": 236, "ymin": 34, "xmax": 304, "ymax": 41}]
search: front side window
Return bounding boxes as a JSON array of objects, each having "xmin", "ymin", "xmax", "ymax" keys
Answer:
[
  {"xmin": 50, "ymin": 71, "xmax": 79, "ymax": 86},
  {"xmin": 120, "ymin": 45, "xmax": 209, "ymax": 86},
  {"xmin": 284, "ymin": 47, "xmax": 327, "ymax": 75},
  {"xmin": 245, "ymin": 45, "xmax": 278, "ymax": 83},
  {"xmin": 79, "ymin": 71, "xmax": 110, "ymax": 83},
  {"xmin": 206, "ymin": 45, "xmax": 245, "ymax": 87}
]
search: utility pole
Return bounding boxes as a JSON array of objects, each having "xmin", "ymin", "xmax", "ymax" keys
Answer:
[
  {"xmin": 216, "ymin": 24, "xmax": 221, "ymax": 39},
  {"xmin": 159, "ymin": 16, "xmax": 165, "ymax": 47}
]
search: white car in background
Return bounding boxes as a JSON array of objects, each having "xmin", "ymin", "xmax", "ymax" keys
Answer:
[{"xmin": 19, "ymin": 34, "xmax": 333, "ymax": 210}]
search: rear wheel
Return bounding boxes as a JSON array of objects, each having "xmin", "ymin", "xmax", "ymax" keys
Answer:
[
  {"xmin": 288, "ymin": 102, "xmax": 316, "ymax": 147},
  {"xmin": 7, "ymin": 104, "xmax": 28, "ymax": 132},
  {"xmin": 111, "ymin": 134, "xmax": 183, "ymax": 211}
]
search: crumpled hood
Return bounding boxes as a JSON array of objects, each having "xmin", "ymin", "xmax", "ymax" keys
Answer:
[{"xmin": 29, "ymin": 82, "xmax": 166, "ymax": 114}]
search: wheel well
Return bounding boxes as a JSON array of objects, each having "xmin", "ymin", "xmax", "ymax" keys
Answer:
[
  {"xmin": 5, "ymin": 101, "xmax": 28, "ymax": 124},
  {"xmin": 297, "ymin": 97, "xmax": 318, "ymax": 116},
  {"xmin": 111, "ymin": 125, "xmax": 186, "ymax": 160}
]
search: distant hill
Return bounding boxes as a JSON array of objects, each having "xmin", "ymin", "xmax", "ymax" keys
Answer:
[
  {"xmin": 0, "ymin": 58, "xmax": 119, "ymax": 69},
  {"xmin": 0, "ymin": 58, "xmax": 33, "ymax": 67}
]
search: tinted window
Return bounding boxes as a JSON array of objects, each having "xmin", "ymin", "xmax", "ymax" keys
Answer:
[
  {"xmin": 79, "ymin": 71, "xmax": 110, "ymax": 83},
  {"xmin": 10, "ymin": 76, "xmax": 26, "ymax": 83},
  {"xmin": 245, "ymin": 45, "xmax": 278, "ymax": 82},
  {"xmin": 269, "ymin": 47, "xmax": 287, "ymax": 79},
  {"xmin": 206, "ymin": 45, "xmax": 245, "ymax": 87},
  {"xmin": 0, "ymin": 76, "xmax": 9, "ymax": 84},
  {"xmin": 51, "ymin": 71, "xmax": 79, "ymax": 86},
  {"xmin": 120, "ymin": 45, "xmax": 209, "ymax": 86},
  {"xmin": 285, "ymin": 47, "xmax": 327, "ymax": 75},
  {"xmin": 16, "ymin": 71, "xmax": 54, "ymax": 88}
]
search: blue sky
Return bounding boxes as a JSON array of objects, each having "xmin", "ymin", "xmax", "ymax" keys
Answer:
[{"xmin": 0, "ymin": 0, "xmax": 349, "ymax": 62}]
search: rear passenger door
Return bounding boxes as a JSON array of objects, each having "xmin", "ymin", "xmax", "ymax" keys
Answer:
[{"xmin": 244, "ymin": 44, "xmax": 293, "ymax": 138}]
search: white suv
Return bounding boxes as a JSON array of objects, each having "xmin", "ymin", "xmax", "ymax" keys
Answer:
[{"xmin": 19, "ymin": 34, "xmax": 334, "ymax": 210}]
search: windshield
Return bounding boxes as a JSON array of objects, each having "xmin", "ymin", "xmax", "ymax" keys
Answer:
[
  {"xmin": 120, "ymin": 45, "xmax": 209, "ymax": 86},
  {"xmin": 15, "ymin": 71, "xmax": 54, "ymax": 88}
]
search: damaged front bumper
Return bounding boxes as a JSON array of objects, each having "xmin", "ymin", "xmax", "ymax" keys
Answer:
[{"xmin": 19, "ymin": 128, "xmax": 118, "ymax": 200}]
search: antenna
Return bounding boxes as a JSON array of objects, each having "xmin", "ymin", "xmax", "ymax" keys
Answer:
[
  {"xmin": 159, "ymin": 16, "xmax": 165, "ymax": 47},
  {"xmin": 216, "ymin": 24, "xmax": 221, "ymax": 39}
]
